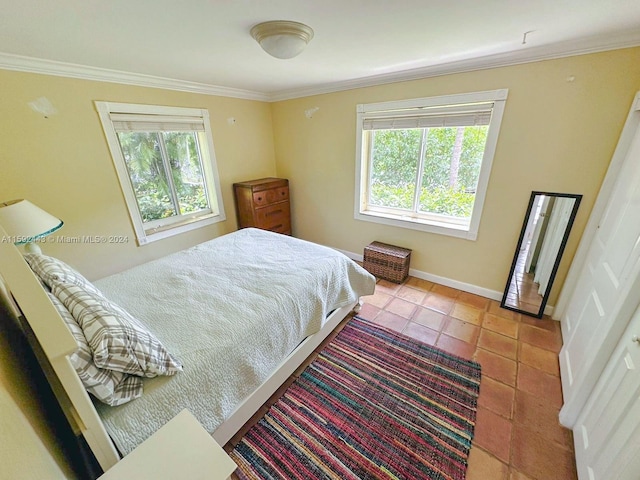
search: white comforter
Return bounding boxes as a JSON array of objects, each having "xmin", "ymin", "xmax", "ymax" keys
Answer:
[{"xmin": 93, "ymin": 228, "xmax": 375, "ymax": 455}]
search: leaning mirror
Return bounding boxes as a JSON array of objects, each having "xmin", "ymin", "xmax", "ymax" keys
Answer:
[{"xmin": 501, "ymin": 191, "xmax": 582, "ymax": 318}]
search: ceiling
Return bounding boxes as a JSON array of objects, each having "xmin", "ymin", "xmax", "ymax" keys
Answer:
[{"xmin": 1, "ymin": 0, "xmax": 639, "ymax": 101}]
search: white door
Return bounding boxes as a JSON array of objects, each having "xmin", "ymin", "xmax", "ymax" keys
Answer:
[
  {"xmin": 534, "ymin": 197, "xmax": 575, "ymax": 294},
  {"xmin": 559, "ymin": 118, "xmax": 640, "ymax": 428},
  {"xmin": 573, "ymin": 304, "xmax": 640, "ymax": 480},
  {"xmin": 525, "ymin": 195, "xmax": 549, "ymax": 272}
]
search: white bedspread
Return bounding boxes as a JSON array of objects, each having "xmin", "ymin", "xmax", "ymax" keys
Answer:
[{"xmin": 93, "ymin": 228, "xmax": 375, "ymax": 455}]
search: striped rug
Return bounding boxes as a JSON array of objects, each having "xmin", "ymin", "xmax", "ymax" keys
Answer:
[{"xmin": 230, "ymin": 316, "xmax": 481, "ymax": 480}]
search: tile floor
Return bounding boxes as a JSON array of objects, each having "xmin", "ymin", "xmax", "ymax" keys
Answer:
[
  {"xmin": 360, "ymin": 276, "xmax": 577, "ymax": 480},
  {"xmin": 226, "ymin": 276, "xmax": 577, "ymax": 480},
  {"xmin": 503, "ymin": 241, "xmax": 546, "ymax": 315}
]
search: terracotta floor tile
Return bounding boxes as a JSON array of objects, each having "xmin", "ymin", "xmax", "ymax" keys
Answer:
[
  {"xmin": 370, "ymin": 311, "xmax": 408, "ymax": 333},
  {"xmin": 487, "ymin": 300, "xmax": 521, "ymax": 321},
  {"xmin": 442, "ymin": 317, "xmax": 480, "ymax": 344},
  {"xmin": 401, "ymin": 322, "xmax": 438, "ymax": 345},
  {"xmin": 373, "ymin": 279, "xmax": 403, "ymax": 295},
  {"xmin": 478, "ymin": 376, "xmax": 515, "ymax": 419},
  {"xmin": 519, "ymin": 342, "xmax": 560, "ymax": 376},
  {"xmin": 456, "ymin": 291, "xmax": 491, "ymax": 310},
  {"xmin": 478, "ymin": 330, "xmax": 518, "ymax": 360},
  {"xmin": 466, "ymin": 447, "xmax": 509, "ymax": 480},
  {"xmin": 396, "ymin": 285, "xmax": 427, "ymax": 305},
  {"xmin": 451, "ymin": 303, "xmax": 483, "ymax": 325},
  {"xmin": 483, "ymin": 313, "xmax": 519, "ymax": 339},
  {"xmin": 412, "ymin": 307, "xmax": 446, "ymax": 331},
  {"xmin": 362, "ymin": 290, "xmax": 393, "ymax": 309},
  {"xmin": 385, "ymin": 297, "xmax": 417, "ymax": 319},
  {"xmin": 422, "ymin": 293, "xmax": 455, "ymax": 315},
  {"xmin": 519, "ymin": 323, "xmax": 563, "ymax": 353},
  {"xmin": 511, "ymin": 424, "xmax": 577, "ymax": 480},
  {"xmin": 473, "ymin": 407, "xmax": 513, "ymax": 463},
  {"xmin": 404, "ymin": 277, "xmax": 434, "ymax": 292},
  {"xmin": 513, "ymin": 390, "xmax": 573, "ymax": 449},
  {"xmin": 431, "ymin": 283, "xmax": 460, "ymax": 298},
  {"xmin": 519, "ymin": 314, "xmax": 559, "ymax": 333},
  {"xmin": 358, "ymin": 302, "xmax": 380, "ymax": 321},
  {"xmin": 435, "ymin": 334, "xmax": 476, "ymax": 360},
  {"xmin": 509, "ymin": 470, "xmax": 534, "ymax": 480},
  {"xmin": 474, "ymin": 348, "xmax": 517, "ymax": 386},
  {"xmin": 517, "ymin": 364, "xmax": 564, "ymax": 408}
]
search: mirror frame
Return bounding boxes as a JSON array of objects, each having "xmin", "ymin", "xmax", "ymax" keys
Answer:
[{"xmin": 500, "ymin": 191, "xmax": 582, "ymax": 318}]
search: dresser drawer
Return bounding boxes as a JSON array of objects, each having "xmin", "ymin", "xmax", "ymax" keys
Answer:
[
  {"xmin": 253, "ymin": 187, "xmax": 289, "ymax": 207},
  {"xmin": 233, "ymin": 177, "xmax": 291, "ymax": 235},
  {"xmin": 256, "ymin": 202, "xmax": 291, "ymax": 233}
]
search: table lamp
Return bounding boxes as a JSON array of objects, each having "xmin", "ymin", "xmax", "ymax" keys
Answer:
[{"xmin": 0, "ymin": 199, "xmax": 63, "ymax": 254}]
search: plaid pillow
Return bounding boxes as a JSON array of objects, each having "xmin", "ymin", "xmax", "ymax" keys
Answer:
[
  {"xmin": 47, "ymin": 293, "xmax": 143, "ymax": 406},
  {"xmin": 53, "ymin": 283, "xmax": 183, "ymax": 378},
  {"xmin": 24, "ymin": 254, "xmax": 101, "ymax": 295}
]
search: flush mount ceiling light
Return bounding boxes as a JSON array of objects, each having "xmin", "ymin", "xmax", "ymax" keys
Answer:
[{"xmin": 250, "ymin": 20, "xmax": 314, "ymax": 59}]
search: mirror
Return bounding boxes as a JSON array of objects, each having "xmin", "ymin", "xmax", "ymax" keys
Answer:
[{"xmin": 501, "ymin": 191, "xmax": 582, "ymax": 318}]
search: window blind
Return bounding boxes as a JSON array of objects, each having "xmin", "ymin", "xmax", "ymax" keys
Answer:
[
  {"xmin": 110, "ymin": 113, "xmax": 205, "ymax": 132},
  {"xmin": 362, "ymin": 102, "xmax": 493, "ymax": 130}
]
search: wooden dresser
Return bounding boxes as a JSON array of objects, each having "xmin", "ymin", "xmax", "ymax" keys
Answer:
[{"xmin": 233, "ymin": 177, "xmax": 291, "ymax": 235}]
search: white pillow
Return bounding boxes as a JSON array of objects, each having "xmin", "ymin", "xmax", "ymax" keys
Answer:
[
  {"xmin": 53, "ymin": 283, "xmax": 183, "ymax": 378},
  {"xmin": 47, "ymin": 293, "xmax": 143, "ymax": 406}
]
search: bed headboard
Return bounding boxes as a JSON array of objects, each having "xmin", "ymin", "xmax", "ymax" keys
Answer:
[{"xmin": 0, "ymin": 225, "xmax": 120, "ymax": 471}]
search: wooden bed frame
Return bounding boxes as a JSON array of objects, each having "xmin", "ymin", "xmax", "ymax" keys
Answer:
[{"xmin": 0, "ymin": 225, "xmax": 360, "ymax": 473}]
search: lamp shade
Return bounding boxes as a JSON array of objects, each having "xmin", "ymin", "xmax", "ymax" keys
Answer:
[
  {"xmin": 250, "ymin": 20, "xmax": 314, "ymax": 59},
  {"xmin": 0, "ymin": 199, "xmax": 63, "ymax": 245}
]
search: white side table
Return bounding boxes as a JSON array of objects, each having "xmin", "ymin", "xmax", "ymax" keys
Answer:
[{"xmin": 99, "ymin": 409, "xmax": 237, "ymax": 480}]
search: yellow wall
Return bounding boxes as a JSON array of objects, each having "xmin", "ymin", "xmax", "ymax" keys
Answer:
[
  {"xmin": 0, "ymin": 305, "xmax": 75, "ymax": 479},
  {"xmin": 0, "ymin": 70, "xmax": 277, "ymax": 280},
  {"xmin": 271, "ymin": 47, "xmax": 640, "ymax": 304}
]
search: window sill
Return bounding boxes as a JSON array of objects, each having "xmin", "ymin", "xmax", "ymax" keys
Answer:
[
  {"xmin": 355, "ymin": 210, "xmax": 478, "ymax": 240},
  {"xmin": 137, "ymin": 212, "xmax": 226, "ymax": 245}
]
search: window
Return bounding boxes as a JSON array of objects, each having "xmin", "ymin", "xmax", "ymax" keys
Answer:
[
  {"xmin": 355, "ymin": 89, "xmax": 508, "ymax": 240},
  {"xmin": 96, "ymin": 102, "xmax": 225, "ymax": 245}
]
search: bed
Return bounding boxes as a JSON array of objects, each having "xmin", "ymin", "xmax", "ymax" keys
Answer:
[{"xmin": 0, "ymin": 227, "xmax": 376, "ymax": 472}]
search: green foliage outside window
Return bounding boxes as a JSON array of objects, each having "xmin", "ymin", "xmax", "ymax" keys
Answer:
[
  {"xmin": 117, "ymin": 131, "xmax": 209, "ymax": 223},
  {"xmin": 369, "ymin": 126, "xmax": 488, "ymax": 218}
]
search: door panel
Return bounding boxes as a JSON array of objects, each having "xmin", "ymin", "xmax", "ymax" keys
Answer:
[
  {"xmin": 559, "ymin": 122, "xmax": 640, "ymax": 427},
  {"xmin": 573, "ymin": 306, "xmax": 640, "ymax": 480}
]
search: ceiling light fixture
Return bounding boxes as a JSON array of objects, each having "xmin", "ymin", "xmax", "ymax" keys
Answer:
[{"xmin": 250, "ymin": 20, "xmax": 314, "ymax": 60}]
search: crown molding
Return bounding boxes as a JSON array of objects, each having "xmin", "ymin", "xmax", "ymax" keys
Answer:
[
  {"xmin": 267, "ymin": 29, "xmax": 640, "ymax": 101},
  {"xmin": 1, "ymin": 28, "xmax": 639, "ymax": 103},
  {"xmin": 0, "ymin": 52, "xmax": 270, "ymax": 102}
]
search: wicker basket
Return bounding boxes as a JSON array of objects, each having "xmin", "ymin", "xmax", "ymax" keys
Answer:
[{"xmin": 363, "ymin": 241, "xmax": 412, "ymax": 283}]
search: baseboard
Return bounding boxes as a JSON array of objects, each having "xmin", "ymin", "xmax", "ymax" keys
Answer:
[{"xmin": 335, "ymin": 247, "xmax": 555, "ymax": 318}]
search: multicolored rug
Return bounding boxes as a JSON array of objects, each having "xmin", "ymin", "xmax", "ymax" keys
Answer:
[{"xmin": 230, "ymin": 316, "xmax": 481, "ymax": 480}]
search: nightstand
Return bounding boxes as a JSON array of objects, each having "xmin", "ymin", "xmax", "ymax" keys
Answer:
[{"xmin": 98, "ymin": 410, "xmax": 237, "ymax": 480}]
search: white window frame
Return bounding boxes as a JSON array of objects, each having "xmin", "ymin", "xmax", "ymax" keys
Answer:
[
  {"xmin": 354, "ymin": 89, "xmax": 508, "ymax": 240},
  {"xmin": 95, "ymin": 101, "xmax": 226, "ymax": 246}
]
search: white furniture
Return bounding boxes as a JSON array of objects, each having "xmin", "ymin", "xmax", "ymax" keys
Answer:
[{"xmin": 98, "ymin": 409, "xmax": 236, "ymax": 480}]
